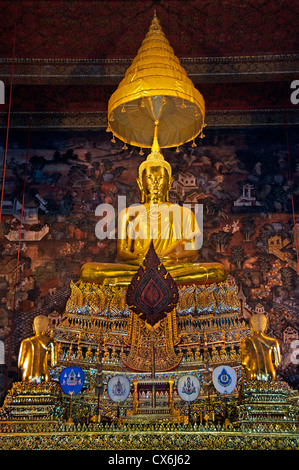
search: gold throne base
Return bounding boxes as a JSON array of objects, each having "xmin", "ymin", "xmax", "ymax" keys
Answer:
[
  {"xmin": 0, "ymin": 381, "xmax": 62, "ymax": 423},
  {"xmin": 63, "ymin": 277, "xmax": 241, "ymax": 375},
  {"xmin": 236, "ymin": 379, "xmax": 299, "ymax": 431}
]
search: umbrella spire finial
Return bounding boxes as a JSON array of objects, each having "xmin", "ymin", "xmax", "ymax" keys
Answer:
[{"xmin": 151, "ymin": 120, "xmax": 160, "ymax": 153}]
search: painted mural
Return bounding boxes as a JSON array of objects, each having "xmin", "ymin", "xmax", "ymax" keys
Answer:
[{"xmin": 0, "ymin": 126, "xmax": 298, "ymax": 390}]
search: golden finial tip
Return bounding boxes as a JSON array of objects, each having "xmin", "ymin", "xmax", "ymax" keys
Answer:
[
  {"xmin": 138, "ymin": 121, "xmax": 172, "ymax": 180},
  {"xmin": 150, "ymin": 9, "xmax": 161, "ymax": 30},
  {"xmin": 150, "ymin": 120, "xmax": 160, "ymax": 153}
]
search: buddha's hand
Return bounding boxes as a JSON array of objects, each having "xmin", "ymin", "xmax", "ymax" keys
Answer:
[
  {"xmin": 123, "ymin": 246, "xmax": 147, "ymax": 264},
  {"xmin": 132, "ymin": 249, "xmax": 145, "ymax": 260},
  {"xmin": 161, "ymin": 241, "xmax": 198, "ymax": 263},
  {"xmin": 131, "ymin": 241, "xmax": 151, "ymax": 260}
]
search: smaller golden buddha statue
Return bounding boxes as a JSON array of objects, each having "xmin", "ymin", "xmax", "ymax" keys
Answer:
[
  {"xmin": 18, "ymin": 315, "xmax": 57, "ymax": 383},
  {"xmin": 240, "ymin": 313, "xmax": 281, "ymax": 381}
]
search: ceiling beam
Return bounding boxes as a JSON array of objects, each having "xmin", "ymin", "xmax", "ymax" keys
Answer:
[
  {"xmin": 0, "ymin": 55, "xmax": 298, "ymax": 85},
  {"xmin": 1, "ymin": 109, "xmax": 298, "ymax": 130}
]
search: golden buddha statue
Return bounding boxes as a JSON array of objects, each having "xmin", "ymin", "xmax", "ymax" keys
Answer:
[
  {"xmin": 240, "ymin": 313, "xmax": 281, "ymax": 381},
  {"xmin": 18, "ymin": 315, "xmax": 57, "ymax": 383},
  {"xmin": 80, "ymin": 134, "xmax": 227, "ymax": 287}
]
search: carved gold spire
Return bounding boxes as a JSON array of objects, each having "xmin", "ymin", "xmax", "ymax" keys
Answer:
[
  {"xmin": 137, "ymin": 121, "xmax": 172, "ymax": 180},
  {"xmin": 108, "ymin": 13, "xmax": 205, "ymax": 149}
]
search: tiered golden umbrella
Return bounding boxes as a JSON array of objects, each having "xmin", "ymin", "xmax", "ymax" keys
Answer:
[{"xmin": 107, "ymin": 12, "xmax": 205, "ymax": 150}]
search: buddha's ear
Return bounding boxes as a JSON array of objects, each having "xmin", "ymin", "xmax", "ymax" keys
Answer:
[
  {"xmin": 165, "ymin": 177, "xmax": 173, "ymax": 202},
  {"xmin": 136, "ymin": 177, "xmax": 145, "ymax": 203},
  {"xmin": 136, "ymin": 177, "xmax": 142, "ymax": 192}
]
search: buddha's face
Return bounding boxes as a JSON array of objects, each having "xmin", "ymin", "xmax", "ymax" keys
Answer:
[{"xmin": 138, "ymin": 165, "xmax": 172, "ymax": 203}]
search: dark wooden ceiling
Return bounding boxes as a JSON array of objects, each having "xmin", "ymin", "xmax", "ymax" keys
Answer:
[
  {"xmin": 0, "ymin": 0, "xmax": 298, "ymax": 127},
  {"xmin": 0, "ymin": 0, "xmax": 298, "ymax": 59}
]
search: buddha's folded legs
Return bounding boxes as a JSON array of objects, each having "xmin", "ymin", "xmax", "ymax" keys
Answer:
[
  {"xmin": 80, "ymin": 262, "xmax": 140, "ymax": 285},
  {"xmin": 80, "ymin": 261, "xmax": 227, "ymax": 286},
  {"xmin": 165, "ymin": 262, "xmax": 227, "ymax": 284}
]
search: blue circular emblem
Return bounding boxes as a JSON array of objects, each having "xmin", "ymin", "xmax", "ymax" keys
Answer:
[
  {"xmin": 212, "ymin": 365, "xmax": 237, "ymax": 395},
  {"xmin": 59, "ymin": 367, "xmax": 85, "ymax": 395},
  {"xmin": 217, "ymin": 368, "xmax": 232, "ymax": 387}
]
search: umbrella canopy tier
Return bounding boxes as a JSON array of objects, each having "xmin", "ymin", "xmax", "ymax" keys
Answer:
[{"xmin": 108, "ymin": 13, "xmax": 205, "ymax": 149}]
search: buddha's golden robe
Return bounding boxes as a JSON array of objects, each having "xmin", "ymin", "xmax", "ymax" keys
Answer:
[
  {"xmin": 241, "ymin": 314, "xmax": 281, "ymax": 381},
  {"xmin": 81, "ymin": 202, "xmax": 226, "ymax": 286},
  {"xmin": 18, "ymin": 315, "xmax": 57, "ymax": 383}
]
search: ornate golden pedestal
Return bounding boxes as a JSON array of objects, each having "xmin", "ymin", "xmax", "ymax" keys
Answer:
[
  {"xmin": 237, "ymin": 379, "xmax": 299, "ymax": 431},
  {"xmin": 0, "ymin": 381, "xmax": 63, "ymax": 423},
  {"xmin": 52, "ymin": 277, "xmax": 249, "ymax": 422},
  {"xmin": 123, "ymin": 312, "xmax": 182, "ymax": 372}
]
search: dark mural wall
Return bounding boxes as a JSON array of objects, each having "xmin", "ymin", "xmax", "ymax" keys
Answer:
[{"xmin": 0, "ymin": 126, "xmax": 298, "ymax": 387}]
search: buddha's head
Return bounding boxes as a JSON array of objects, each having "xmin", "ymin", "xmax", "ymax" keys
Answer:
[
  {"xmin": 249, "ymin": 313, "xmax": 267, "ymax": 334},
  {"xmin": 137, "ymin": 149, "xmax": 173, "ymax": 203},
  {"xmin": 33, "ymin": 315, "xmax": 49, "ymax": 335}
]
